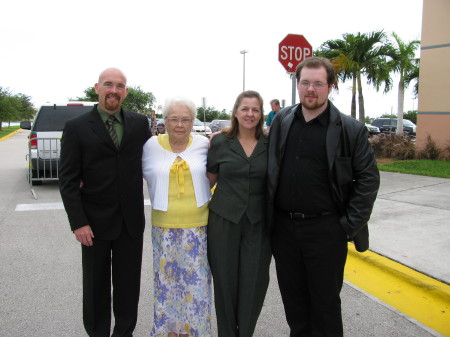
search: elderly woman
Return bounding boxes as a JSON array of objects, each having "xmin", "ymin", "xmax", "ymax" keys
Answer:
[
  {"xmin": 142, "ymin": 97, "xmax": 212, "ymax": 337},
  {"xmin": 207, "ymin": 90, "xmax": 271, "ymax": 337}
]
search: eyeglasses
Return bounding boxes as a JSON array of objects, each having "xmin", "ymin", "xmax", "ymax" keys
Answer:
[
  {"xmin": 299, "ymin": 81, "xmax": 328, "ymax": 89},
  {"xmin": 166, "ymin": 118, "xmax": 192, "ymax": 125}
]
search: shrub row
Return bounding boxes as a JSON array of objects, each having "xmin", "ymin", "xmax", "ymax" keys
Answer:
[{"xmin": 369, "ymin": 133, "xmax": 450, "ymax": 161}]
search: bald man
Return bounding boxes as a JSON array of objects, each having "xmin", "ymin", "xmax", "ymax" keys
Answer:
[{"xmin": 59, "ymin": 68, "xmax": 152, "ymax": 336}]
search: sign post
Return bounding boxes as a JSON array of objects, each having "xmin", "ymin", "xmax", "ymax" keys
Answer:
[
  {"xmin": 278, "ymin": 34, "xmax": 313, "ymax": 104},
  {"xmin": 202, "ymin": 97, "xmax": 207, "ymax": 128}
]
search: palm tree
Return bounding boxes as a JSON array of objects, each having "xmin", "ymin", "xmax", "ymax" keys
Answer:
[
  {"xmin": 316, "ymin": 31, "xmax": 393, "ymax": 122},
  {"xmin": 315, "ymin": 34, "xmax": 358, "ymax": 118},
  {"xmin": 405, "ymin": 61, "xmax": 420, "ymax": 98},
  {"xmin": 389, "ymin": 32, "xmax": 420, "ymax": 135}
]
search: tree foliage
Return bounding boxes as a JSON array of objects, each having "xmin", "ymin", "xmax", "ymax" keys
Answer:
[
  {"xmin": 72, "ymin": 87, "xmax": 97, "ymax": 102},
  {"xmin": 404, "ymin": 63, "xmax": 420, "ymax": 98},
  {"xmin": 403, "ymin": 110, "xmax": 417, "ymax": 124},
  {"xmin": 389, "ymin": 32, "xmax": 420, "ymax": 135},
  {"xmin": 196, "ymin": 107, "xmax": 230, "ymax": 122},
  {"xmin": 123, "ymin": 86, "xmax": 156, "ymax": 113},
  {"xmin": 0, "ymin": 87, "xmax": 35, "ymax": 130},
  {"xmin": 315, "ymin": 30, "xmax": 394, "ymax": 122},
  {"xmin": 15, "ymin": 93, "xmax": 35, "ymax": 121},
  {"xmin": 71, "ymin": 86, "xmax": 156, "ymax": 114}
]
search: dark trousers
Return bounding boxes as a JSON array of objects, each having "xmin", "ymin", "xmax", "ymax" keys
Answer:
[
  {"xmin": 208, "ymin": 211, "xmax": 271, "ymax": 337},
  {"xmin": 271, "ymin": 210, "xmax": 348, "ymax": 337},
  {"xmin": 81, "ymin": 227, "xmax": 143, "ymax": 337}
]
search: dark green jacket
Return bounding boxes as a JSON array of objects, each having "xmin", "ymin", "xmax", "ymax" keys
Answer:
[{"xmin": 207, "ymin": 132, "xmax": 268, "ymax": 225}]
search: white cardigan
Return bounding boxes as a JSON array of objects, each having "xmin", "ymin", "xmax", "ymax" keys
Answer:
[{"xmin": 142, "ymin": 135, "xmax": 212, "ymax": 211}]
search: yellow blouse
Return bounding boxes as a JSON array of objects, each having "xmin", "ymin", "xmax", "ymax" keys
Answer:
[{"xmin": 152, "ymin": 134, "xmax": 209, "ymax": 228}]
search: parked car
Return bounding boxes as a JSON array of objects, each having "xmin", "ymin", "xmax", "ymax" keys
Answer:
[
  {"xmin": 155, "ymin": 119, "xmax": 166, "ymax": 134},
  {"xmin": 191, "ymin": 119, "xmax": 212, "ymax": 137},
  {"xmin": 210, "ymin": 119, "xmax": 231, "ymax": 133},
  {"xmin": 365, "ymin": 123, "xmax": 380, "ymax": 136},
  {"xmin": 20, "ymin": 102, "xmax": 96, "ymax": 185},
  {"xmin": 371, "ymin": 118, "xmax": 416, "ymax": 136}
]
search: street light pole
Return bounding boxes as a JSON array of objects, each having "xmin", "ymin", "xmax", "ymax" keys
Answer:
[{"xmin": 240, "ymin": 50, "xmax": 248, "ymax": 91}]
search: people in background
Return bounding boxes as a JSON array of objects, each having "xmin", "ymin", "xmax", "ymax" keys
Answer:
[{"xmin": 265, "ymin": 98, "xmax": 281, "ymax": 131}]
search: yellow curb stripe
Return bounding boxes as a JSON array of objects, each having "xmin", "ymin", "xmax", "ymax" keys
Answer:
[
  {"xmin": 345, "ymin": 244, "xmax": 450, "ymax": 336},
  {"xmin": 0, "ymin": 128, "xmax": 22, "ymax": 141}
]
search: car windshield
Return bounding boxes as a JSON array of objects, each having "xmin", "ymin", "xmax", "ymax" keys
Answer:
[
  {"xmin": 403, "ymin": 120, "xmax": 415, "ymax": 126},
  {"xmin": 219, "ymin": 120, "xmax": 231, "ymax": 127},
  {"xmin": 194, "ymin": 119, "xmax": 205, "ymax": 126}
]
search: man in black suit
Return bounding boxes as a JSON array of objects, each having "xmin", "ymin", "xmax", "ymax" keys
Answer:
[
  {"xmin": 59, "ymin": 68, "xmax": 151, "ymax": 337},
  {"xmin": 267, "ymin": 57, "xmax": 379, "ymax": 337}
]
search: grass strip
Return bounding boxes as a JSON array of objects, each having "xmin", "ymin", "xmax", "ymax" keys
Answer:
[
  {"xmin": 0, "ymin": 125, "xmax": 21, "ymax": 139},
  {"xmin": 378, "ymin": 160, "xmax": 450, "ymax": 178}
]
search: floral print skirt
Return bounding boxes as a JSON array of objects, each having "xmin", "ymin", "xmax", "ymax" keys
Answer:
[{"xmin": 151, "ymin": 225, "xmax": 212, "ymax": 337}]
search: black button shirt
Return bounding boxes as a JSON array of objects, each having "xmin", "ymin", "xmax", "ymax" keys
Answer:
[{"xmin": 275, "ymin": 105, "xmax": 338, "ymax": 214}]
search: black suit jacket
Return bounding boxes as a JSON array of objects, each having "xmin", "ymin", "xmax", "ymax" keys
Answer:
[
  {"xmin": 267, "ymin": 101, "xmax": 380, "ymax": 252},
  {"xmin": 59, "ymin": 105, "xmax": 151, "ymax": 240}
]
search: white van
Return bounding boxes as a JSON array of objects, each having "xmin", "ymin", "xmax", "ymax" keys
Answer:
[{"xmin": 21, "ymin": 102, "xmax": 96, "ymax": 185}]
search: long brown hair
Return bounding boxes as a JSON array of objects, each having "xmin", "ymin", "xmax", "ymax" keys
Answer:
[{"xmin": 224, "ymin": 90, "xmax": 265, "ymax": 139}]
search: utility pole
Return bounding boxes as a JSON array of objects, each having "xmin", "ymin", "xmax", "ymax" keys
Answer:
[{"xmin": 240, "ymin": 50, "xmax": 248, "ymax": 91}]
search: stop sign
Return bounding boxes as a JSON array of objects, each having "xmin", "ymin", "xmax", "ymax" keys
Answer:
[{"xmin": 279, "ymin": 34, "xmax": 313, "ymax": 73}]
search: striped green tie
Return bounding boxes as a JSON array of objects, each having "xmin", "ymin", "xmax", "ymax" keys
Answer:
[{"xmin": 106, "ymin": 115, "xmax": 120, "ymax": 149}]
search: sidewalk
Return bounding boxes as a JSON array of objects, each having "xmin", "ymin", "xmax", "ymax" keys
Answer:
[
  {"xmin": 370, "ymin": 171, "xmax": 450, "ymax": 284},
  {"xmin": 349, "ymin": 170, "xmax": 450, "ymax": 336}
]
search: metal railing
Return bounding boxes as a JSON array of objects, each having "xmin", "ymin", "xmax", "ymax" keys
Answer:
[{"xmin": 26, "ymin": 137, "xmax": 61, "ymax": 199}]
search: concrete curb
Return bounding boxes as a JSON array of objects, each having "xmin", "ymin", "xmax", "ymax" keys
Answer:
[
  {"xmin": 0, "ymin": 128, "xmax": 22, "ymax": 142},
  {"xmin": 345, "ymin": 244, "xmax": 450, "ymax": 336}
]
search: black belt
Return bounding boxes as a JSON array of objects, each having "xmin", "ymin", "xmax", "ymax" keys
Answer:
[{"xmin": 288, "ymin": 211, "xmax": 336, "ymax": 220}]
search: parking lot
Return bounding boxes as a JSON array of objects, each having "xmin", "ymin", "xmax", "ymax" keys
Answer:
[{"xmin": 1, "ymin": 130, "xmax": 447, "ymax": 336}]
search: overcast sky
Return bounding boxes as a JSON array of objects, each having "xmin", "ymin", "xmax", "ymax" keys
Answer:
[{"xmin": 1, "ymin": 0, "xmax": 423, "ymax": 118}]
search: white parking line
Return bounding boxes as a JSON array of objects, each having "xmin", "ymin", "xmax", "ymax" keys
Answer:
[{"xmin": 15, "ymin": 199, "xmax": 152, "ymax": 211}]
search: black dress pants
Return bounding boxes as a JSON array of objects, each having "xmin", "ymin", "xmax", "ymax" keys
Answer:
[
  {"xmin": 271, "ymin": 210, "xmax": 347, "ymax": 337},
  {"xmin": 81, "ymin": 227, "xmax": 143, "ymax": 337}
]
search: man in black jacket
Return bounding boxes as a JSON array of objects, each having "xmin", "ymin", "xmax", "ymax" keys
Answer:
[
  {"xmin": 267, "ymin": 57, "xmax": 379, "ymax": 337},
  {"xmin": 59, "ymin": 68, "xmax": 151, "ymax": 336}
]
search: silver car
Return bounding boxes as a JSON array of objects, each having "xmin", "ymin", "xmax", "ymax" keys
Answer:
[{"xmin": 191, "ymin": 119, "xmax": 212, "ymax": 137}]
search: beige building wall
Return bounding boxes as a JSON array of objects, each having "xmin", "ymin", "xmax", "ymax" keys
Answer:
[{"xmin": 416, "ymin": 0, "xmax": 450, "ymax": 151}]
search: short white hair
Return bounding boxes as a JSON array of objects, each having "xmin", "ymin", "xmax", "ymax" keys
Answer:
[{"xmin": 163, "ymin": 96, "xmax": 197, "ymax": 119}]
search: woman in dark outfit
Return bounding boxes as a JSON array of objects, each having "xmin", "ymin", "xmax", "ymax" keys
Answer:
[{"xmin": 207, "ymin": 90, "xmax": 271, "ymax": 337}]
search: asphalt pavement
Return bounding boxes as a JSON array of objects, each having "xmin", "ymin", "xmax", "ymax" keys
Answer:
[{"xmin": 1, "ymin": 130, "xmax": 449, "ymax": 337}]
